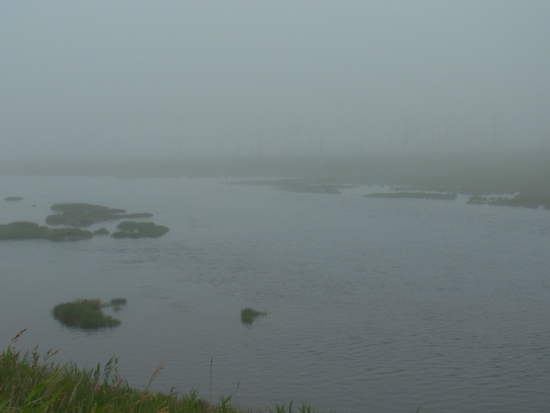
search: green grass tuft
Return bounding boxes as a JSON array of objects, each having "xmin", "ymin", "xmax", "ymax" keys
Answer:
[{"xmin": 0, "ymin": 330, "xmax": 334, "ymax": 412}]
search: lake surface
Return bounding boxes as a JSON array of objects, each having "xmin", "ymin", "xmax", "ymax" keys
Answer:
[{"xmin": 1, "ymin": 175, "xmax": 550, "ymax": 412}]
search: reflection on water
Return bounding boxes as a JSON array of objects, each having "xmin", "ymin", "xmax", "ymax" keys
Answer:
[{"xmin": 1, "ymin": 176, "xmax": 550, "ymax": 412}]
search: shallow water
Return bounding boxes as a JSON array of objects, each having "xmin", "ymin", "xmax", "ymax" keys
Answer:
[{"xmin": 1, "ymin": 176, "xmax": 550, "ymax": 412}]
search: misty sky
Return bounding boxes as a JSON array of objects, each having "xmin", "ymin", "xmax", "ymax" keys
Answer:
[{"xmin": 1, "ymin": 1, "xmax": 549, "ymax": 160}]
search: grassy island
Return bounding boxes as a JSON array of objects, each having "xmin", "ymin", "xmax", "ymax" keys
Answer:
[
  {"xmin": 52, "ymin": 298, "xmax": 124, "ymax": 330},
  {"xmin": 46, "ymin": 203, "xmax": 153, "ymax": 227},
  {"xmin": 240, "ymin": 307, "xmax": 267, "ymax": 324},
  {"xmin": 0, "ymin": 221, "xmax": 93, "ymax": 242},
  {"xmin": 111, "ymin": 221, "xmax": 169, "ymax": 238}
]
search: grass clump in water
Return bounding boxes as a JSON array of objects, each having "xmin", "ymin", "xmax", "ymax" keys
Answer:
[
  {"xmin": 241, "ymin": 307, "xmax": 267, "ymax": 324},
  {"xmin": 106, "ymin": 297, "xmax": 128, "ymax": 312},
  {"xmin": 109, "ymin": 297, "xmax": 127, "ymax": 306},
  {"xmin": 52, "ymin": 299, "xmax": 121, "ymax": 329}
]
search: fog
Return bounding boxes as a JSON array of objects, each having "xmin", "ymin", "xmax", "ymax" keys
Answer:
[{"xmin": 1, "ymin": 1, "xmax": 549, "ymax": 160}]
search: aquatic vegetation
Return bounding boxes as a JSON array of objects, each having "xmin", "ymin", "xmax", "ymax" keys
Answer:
[
  {"xmin": 93, "ymin": 227, "xmax": 110, "ymax": 235},
  {"xmin": 111, "ymin": 221, "xmax": 169, "ymax": 238},
  {"xmin": 241, "ymin": 307, "xmax": 267, "ymax": 324},
  {"xmin": 46, "ymin": 203, "xmax": 153, "ymax": 227},
  {"xmin": 4, "ymin": 196, "xmax": 23, "ymax": 201},
  {"xmin": 366, "ymin": 192, "xmax": 457, "ymax": 200},
  {"xmin": 0, "ymin": 221, "xmax": 93, "ymax": 241},
  {"xmin": 52, "ymin": 299, "xmax": 121, "ymax": 329}
]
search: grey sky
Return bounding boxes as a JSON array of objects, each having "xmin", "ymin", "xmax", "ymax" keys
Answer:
[{"xmin": 1, "ymin": 1, "xmax": 549, "ymax": 160}]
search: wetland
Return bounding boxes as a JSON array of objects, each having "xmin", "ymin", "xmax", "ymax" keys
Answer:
[{"xmin": 1, "ymin": 151, "xmax": 549, "ymax": 412}]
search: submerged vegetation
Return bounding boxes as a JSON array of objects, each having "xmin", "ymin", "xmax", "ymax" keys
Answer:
[
  {"xmin": 240, "ymin": 307, "xmax": 267, "ymax": 324},
  {"xmin": 0, "ymin": 221, "xmax": 93, "ymax": 242},
  {"xmin": 1, "ymin": 330, "xmax": 325, "ymax": 413},
  {"xmin": 4, "ymin": 196, "xmax": 23, "ymax": 201},
  {"xmin": 52, "ymin": 298, "xmax": 126, "ymax": 330},
  {"xmin": 46, "ymin": 203, "xmax": 153, "ymax": 227}
]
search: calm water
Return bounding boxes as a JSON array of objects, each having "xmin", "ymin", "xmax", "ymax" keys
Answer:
[{"xmin": 1, "ymin": 176, "xmax": 550, "ymax": 412}]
